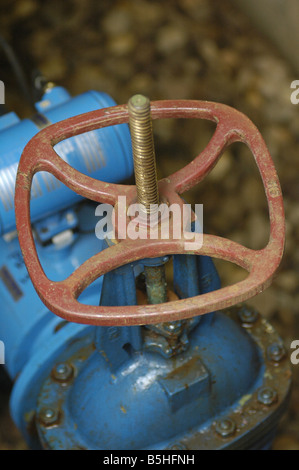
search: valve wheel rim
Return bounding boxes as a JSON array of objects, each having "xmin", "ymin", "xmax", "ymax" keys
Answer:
[{"xmin": 15, "ymin": 100, "xmax": 285, "ymax": 326}]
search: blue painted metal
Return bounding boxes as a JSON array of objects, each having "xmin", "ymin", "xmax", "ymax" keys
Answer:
[
  {"xmin": 32, "ymin": 302, "xmax": 291, "ymax": 450},
  {"xmin": 0, "ymin": 85, "xmax": 133, "ymax": 375},
  {"xmin": 0, "ymin": 86, "xmax": 132, "ymax": 447},
  {"xmin": 5, "ymin": 229, "xmax": 221, "ymax": 448},
  {"xmin": 0, "ymin": 86, "xmax": 133, "ymax": 235},
  {"xmin": 35, "ymin": 312, "xmax": 263, "ymax": 450}
]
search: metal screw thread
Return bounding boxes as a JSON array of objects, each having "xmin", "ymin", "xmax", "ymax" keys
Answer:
[
  {"xmin": 128, "ymin": 94, "xmax": 159, "ymax": 214},
  {"xmin": 128, "ymin": 95, "xmax": 168, "ymax": 306}
]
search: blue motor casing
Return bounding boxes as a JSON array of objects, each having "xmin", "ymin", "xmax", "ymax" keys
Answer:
[{"xmin": 0, "ymin": 86, "xmax": 133, "ymax": 235}]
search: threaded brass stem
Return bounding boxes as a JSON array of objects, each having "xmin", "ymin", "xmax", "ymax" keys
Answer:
[
  {"xmin": 128, "ymin": 94, "xmax": 159, "ymax": 214},
  {"xmin": 128, "ymin": 94, "xmax": 168, "ymax": 307}
]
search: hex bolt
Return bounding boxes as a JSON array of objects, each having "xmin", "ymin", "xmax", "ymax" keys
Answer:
[
  {"xmin": 257, "ymin": 387, "xmax": 278, "ymax": 406},
  {"xmin": 167, "ymin": 443, "xmax": 187, "ymax": 450},
  {"xmin": 39, "ymin": 407, "xmax": 60, "ymax": 427},
  {"xmin": 215, "ymin": 418, "xmax": 236, "ymax": 438},
  {"xmin": 163, "ymin": 321, "xmax": 182, "ymax": 334},
  {"xmin": 238, "ymin": 306, "xmax": 259, "ymax": 324},
  {"xmin": 65, "ymin": 212, "xmax": 75, "ymax": 223},
  {"xmin": 164, "ymin": 346, "xmax": 173, "ymax": 357},
  {"xmin": 267, "ymin": 342, "xmax": 286, "ymax": 363},
  {"xmin": 52, "ymin": 362, "xmax": 74, "ymax": 383}
]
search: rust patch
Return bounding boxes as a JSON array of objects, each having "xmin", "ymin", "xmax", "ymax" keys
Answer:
[{"xmin": 163, "ymin": 356, "xmax": 201, "ymax": 381}]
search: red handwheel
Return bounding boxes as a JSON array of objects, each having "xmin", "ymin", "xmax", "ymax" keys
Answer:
[{"xmin": 14, "ymin": 100, "xmax": 285, "ymax": 326}]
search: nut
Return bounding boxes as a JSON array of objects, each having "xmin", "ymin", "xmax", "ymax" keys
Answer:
[
  {"xmin": 52, "ymin": 362, "xmax": 74, "ymax": 383},
  {"xmin": 215, "ymin": 418, "xmax": 236, "ymax": 438},
  {"xmin": 267, "ymin": 343, "xmax": 286, "ymax": 363},
  {"xmin": 257, "ymin": 387, "xmax": 278, "ymax": 406},
  {"xmin": 39, "ymin": 407, "xmax": 60, "ymax": 427}
]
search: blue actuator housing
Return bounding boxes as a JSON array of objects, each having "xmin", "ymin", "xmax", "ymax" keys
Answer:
[{"xmin": 0, "ymin": 86, "xmax": 133, "ymax": 235}]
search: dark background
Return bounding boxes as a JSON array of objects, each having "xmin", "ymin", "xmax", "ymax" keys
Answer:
[{"xmin": 0, "ymin": 0, "xmax": 298, "ymax": 450}]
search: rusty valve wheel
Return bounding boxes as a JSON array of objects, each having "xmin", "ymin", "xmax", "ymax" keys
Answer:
[{"xmin": 15, "ymin": 100, "xmax": 285, "ymax": 326}]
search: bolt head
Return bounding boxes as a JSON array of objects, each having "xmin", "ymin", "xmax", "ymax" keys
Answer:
[
  {"xmin": 267, "ymin": 343, "xmax": 285, "ymax": 362},
  {"xmin": 166, "ymin": 443, "xmax": 187, "ymax": 450},
  {"xmin": 52, "ymin": 362, "xmax": 74, "ymax": 382},
  {"xmin": 215, "ymin": 418, "xmax": 236, "ymax": 438},
  {"xmin": 66, "ymin": 212, "xmax": 75, "ymax": 223},
  {"xmin": 257, "ymin": 387, "xmax": 278, "ymax": 406},
  {"xmin": 163, "ymin": 321, "xmax": 182, "ymax": 334},
  {"xmin": 238, "ymin": 306, "xmax": 259, "ymax": 324},
  {"xmin": 39, "ymin": 407, "xmax": 60, "ymax": 426}
]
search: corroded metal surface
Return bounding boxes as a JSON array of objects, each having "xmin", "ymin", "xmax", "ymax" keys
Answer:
[
  {"xmin": 174, "ymin": 307, "xmax": 292, "ymax": 450},
  {"xmin": 14, "ymin": 100, "xmax": 285, "ymax": 326},
  {"xmin": 34, "ymin": 307, "xmax": 292, "ymax": 450},
  {"xmin": 144, "ymin": 265, "xmax": 168, "ymax": 305}
]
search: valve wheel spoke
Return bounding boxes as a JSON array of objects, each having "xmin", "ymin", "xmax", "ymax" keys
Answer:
[{"xmin": 16, "ymin": 105, "xmax": 136, "ymax": 206}]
